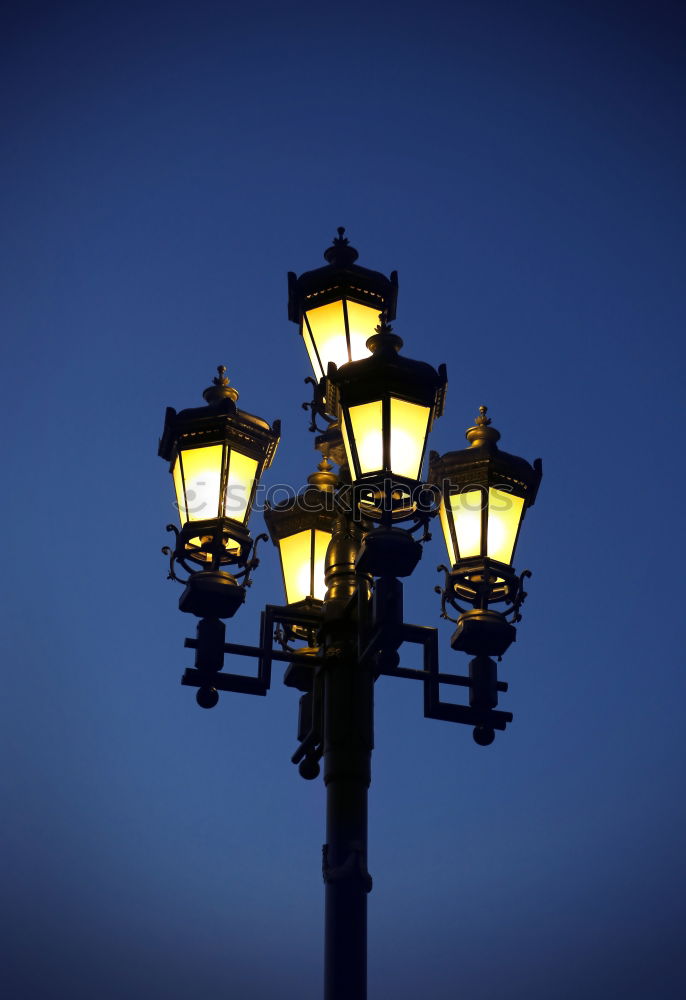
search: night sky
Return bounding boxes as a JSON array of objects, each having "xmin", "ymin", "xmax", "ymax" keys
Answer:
[{"xmin": 3, "ymin": 2, "xmax": 685, "ymax": 998}]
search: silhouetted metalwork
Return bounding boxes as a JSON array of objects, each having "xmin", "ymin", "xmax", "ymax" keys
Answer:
[{"xmin": 158, "ymin": 232, "xmax": 542, "ymax": 1000}]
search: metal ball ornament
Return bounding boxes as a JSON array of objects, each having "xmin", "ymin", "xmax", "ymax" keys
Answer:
[
  {"xmin": 196, "ymin": 687, "xmax": 219, "ymax": 709},
  {"xmin": 299, "ymin": 756, "xmax": 321, "ymax": 780},
  {"xmin": 473, "ymin": 726, "xmax": 495, "ymax": 746}
]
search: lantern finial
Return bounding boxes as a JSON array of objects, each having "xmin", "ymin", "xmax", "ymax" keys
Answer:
[
  {"xmin": 366, "ymin": 314, "xmax": 404, "ymax": 354},
  {"xmin": 307, "ymin": 456, "xmax": 338, "ymax": 493},
  {"xmin": 203, "ymin": 364, "xmax": 240, "ymax": 405},
  {"xmin": 323, "ymin": 227, "xmax": 359, "ymax": 266},
  {"xmin": 465, "ymin": 405, "xmax": 501, "ymax": 448}
]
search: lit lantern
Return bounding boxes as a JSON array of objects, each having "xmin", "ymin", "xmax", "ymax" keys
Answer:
[
  {"xmin": 330, "ymin": 319, "xmax": 446, "ymax": 521},
  {"xmin": 288, "ymin": 228, "xmax": 398, "ymax": 382},
  {"xmin": 264, "ymin": 459, "xmax": 338, "ymax": 606},
  {"xmin": 429, "ymin": 406, "xmax": 541, "ymax": 606},
  {"xmin": 159, "ymin": 365, "xmax": 280, "ymax": 581}
]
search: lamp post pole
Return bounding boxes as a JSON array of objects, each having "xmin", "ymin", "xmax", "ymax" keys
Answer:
[{"xmin": 320, "ymin": 516, "xmax": 373, "ymax": 1000}]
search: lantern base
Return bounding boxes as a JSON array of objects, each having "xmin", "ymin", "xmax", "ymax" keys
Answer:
[
  {"xmin": 355, "ymin": 527, "xmax": 422, "ymax": 578},
  {"xmin": 451, "ymin": 610, "xmax": 516, "ymax": 657},
  {"xmin": 179, "ymin": 570, "xmax": 246, "ymax": 619}
]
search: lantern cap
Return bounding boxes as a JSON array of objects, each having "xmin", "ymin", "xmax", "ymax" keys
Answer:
[
  {"xmin": 323, "ymin": 227, "xmax": 359, "ymax": 267},
  {"xmin": 158, "ymin": 366, "xmax": 280, "ymax": 467},
  {"xmin": 288, "ymin": 231, "xmax": 398, "ymax": 323},
  {"xmin": 428, "ymin": 408, "xmax": 542, "ymax": 510},
  {"xmin": 202, "ymin": 365, "xmax": 240, "ymax": 405},
  {"xmin": 366, "ymin": 316, "xmax": 404, "ymax": 355},
  {"xmin": 307, "ymin": 457, "xmax": 338, "ymax": 494},
  {"xmin": 465, "ymin": 406, "xmax": 501, "ymax": 448},
  {"xmin": 329, "ymin": 320, "xmax": 447, "ymax": 421},
  {"xmin": 263, "ymin": 469, "xmax": 338, "ymax": 542}
]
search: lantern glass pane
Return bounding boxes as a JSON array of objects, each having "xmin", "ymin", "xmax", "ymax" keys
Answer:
[
  {"xmin": 313, "ymin": 529, "xmax": 330, "ymax": 600},
  {"xmin": 180, "ymin": 444, "xmax": 223, "ymax": 522},
  {"xmin": 450, "ymin": 489, "xmax": 483, "ymax": 558},
  {"xmin": 173, "ymin": 455, "xmax": 187, "ymax": 524},
  {"xmin": 349, "ymin": 400, "xmax": 383, "ymax": 474},
  {"xmin": 280, "ymin": 530, "xmax": 314, "ymax": 604},
  {"xmin": 390, "ymin": 398, "xmax": 430, "ymax": 480},
  {"xmin": 345, "ymin": 300, "xmax": 380, "ymax": 363},
  {"xmin": 304, "ymin": 300, "xmax": 347, "ymax": 376},
  {"xmin": 304, "ymin": 325, "xmax": 324, "ymax": 381},
  {"xmin": 341, "ymin": 413, "xmax": 355, "ymax": 475},
  {"xmin": 439, "ymin": 499, "xmax": 456, "ymax": 566},
  {"xmin": 225, "ymin": 450, "xmax": 259, "ymax": 523},
  {"xmin": 487, "ymin": 488, "xmax": 525, "ymax": 564}
]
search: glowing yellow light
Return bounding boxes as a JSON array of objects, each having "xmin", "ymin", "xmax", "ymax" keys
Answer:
[
  {"xmin": 179, "ymin": 444, "xmax": 223, "ymax": 522},
  {"xmin": 345, "ymin": 300, "xmax": 380, "ymax": 361},
  {"xmin": 304, "ymin": 299, "xmax": 379, "ymax": 378},
  {"xmin": 279, "ymin": 529, "xmax": 330, "ymax": 604},
  {"xmin": 439, "ymin": 499, "xmax": 456, "ymax": 565},
  {"xmin": 341, "ymin": 414, "xmax": 355, "ymax": 474},
  {"xmin": 487, "ymin": 488, "xmax": 524, "ymax": 564},
  {"xmin": 173, "ymin": 455, "xmax": 186, "ymax": 523},
  {"xmin": 390, "ymin": 398, "xmax": 429, "ymax": 479},
  {"xmin": 450, "ymin": 489, "xmax": 483, "ymax": 558},
  {"xmin": 224, "ymin": 451, "xmax": 258, "ymax": 523},
  {"xmin": 312, "ymin": 530, "xmax": 329, "ymax": 600},
  {"xmin": 279, "ymin": 530, "xmax": 311, "ymax": 604},
  {"xmin": 305, "ymin": 301, "xmax": 348, "ymax": 374},
  {"xmin": 349, "ymin": 400, "xmax": 383, "ymax": 473}
]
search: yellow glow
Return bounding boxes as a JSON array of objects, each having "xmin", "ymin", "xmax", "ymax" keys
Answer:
[
  {"xmin": 225, "ymin": 451, "xmax": 258, "ymax": 523},
  {"xmin": 487, "ymin": 488, "xmax": 524, "ymax": 564},
  {"xmin": 313, "ymin": 530, "xmax": 330, "ymax": 600},
  {"xmin": 450, "ymin": 490, "xmax": 483, "ymax": 558},
  {"xmin": 173, "ymin": 455, "xmax": 186, "ymax": 523},
  {"xmin": 279, "ymin": 529, "xmax": 329, "ymax": 604},
  {"xmin": 180, "ymin": 445, "xmax": 223, "ymax": 522},
  {"xmin": 345, "ymin": 300, "xmax": 381, "ymax": 361},
  {"xmin": 390, "ymin": 398, "xmax": 429, "ymax": 480},
  {"xmin": 349, "ymin": 400, "xmax": 383, "ymax": 473},
  {"xmin": 341, "ymin": 413, "xmax": 355, "ymax": 474},
  {"xmin": 304, "ymin": 300, "xmax": 347, "ymax": 376},
  {"xmin": 439, "ymin": 499, "xmax": 456, "ymax": 566},
  {"xmin": 304, "ymin": 326, "xmax": 325, "ymax": 381},
  {"xmin": 280, "ymin": 530, "xmax": 312, "ymax": 604},
  {"xmin": 304, "ymin": 299, "xmax": 378, "ymax": 378}
]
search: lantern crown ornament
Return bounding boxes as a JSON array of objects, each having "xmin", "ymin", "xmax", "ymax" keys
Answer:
[
  {"xmin": 159, "ymin": 365, "xmax": 280, "ymax": 618},
  {"xmin": 329, "ymin": 317, "xmax": 447, "ymax": 522},
  {"xmin": 288, "ymin": 228, "xmax": 399, "ymax": 382}
]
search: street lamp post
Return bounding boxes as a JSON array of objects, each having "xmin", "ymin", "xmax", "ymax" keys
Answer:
[{"xmin": 158, "ymin": 231, "xmax": 542, "ymax": 999}]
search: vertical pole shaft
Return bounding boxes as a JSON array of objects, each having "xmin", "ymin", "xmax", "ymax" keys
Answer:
[
  {"xmin": 321, "ymin": 514, "xmax": 373, "ymax": 1000},
  {"xmin": 323, "ymin": 654, "xmax": 373, "ymax": 1000}
]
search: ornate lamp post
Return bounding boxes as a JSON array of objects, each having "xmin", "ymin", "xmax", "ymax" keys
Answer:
[{"xmin": 159, "ymin": 232, "xmax": 542, "ymax": 998}]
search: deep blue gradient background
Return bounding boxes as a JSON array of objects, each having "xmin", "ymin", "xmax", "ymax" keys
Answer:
[{"xmin": 2, "ymin": 1, "xmax": 685, "ymax": 997}]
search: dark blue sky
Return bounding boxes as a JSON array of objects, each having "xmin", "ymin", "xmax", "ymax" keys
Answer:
[{"xmin": 2, "ymin": 1, "xmax": 685, "ymax": 997}]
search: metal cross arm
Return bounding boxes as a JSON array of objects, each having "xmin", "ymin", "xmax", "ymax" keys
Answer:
[
  {"xmin": 369, "ymin": 616, "xmax": 513, "ymax": 742},
  {"xmin": 180, "ymin": 602, "xmax": 324, "ymax": 708}
]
